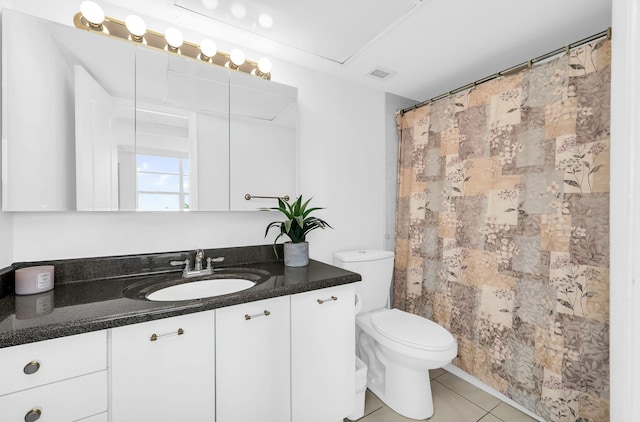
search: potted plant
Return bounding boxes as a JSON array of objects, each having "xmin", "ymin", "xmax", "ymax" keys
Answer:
[{"xmin": 263, "ymin": 196, "xmax": 332, "ymax": 267}]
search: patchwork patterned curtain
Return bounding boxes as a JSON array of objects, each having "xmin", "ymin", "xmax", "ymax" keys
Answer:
[{"xmin": 394, "ymin": 39, "xmax": 610, "ymax": 421}]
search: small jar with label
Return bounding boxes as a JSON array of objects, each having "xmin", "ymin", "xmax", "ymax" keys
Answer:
[{"xmin": 14, "ymin": 265, "xmax": 55, "ymax": 295}]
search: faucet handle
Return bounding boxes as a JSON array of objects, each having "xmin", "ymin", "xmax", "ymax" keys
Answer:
[
  {"xmin": 170, "ymin": 258, "xmax": 191, "ymax": 273},
  {"xmin": 206, "ymin": 256, "xmax": 224, "ymax": 270}
]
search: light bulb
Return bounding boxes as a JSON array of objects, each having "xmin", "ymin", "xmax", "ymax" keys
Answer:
[
  {"xmin": 230, "ymin": 3, "xmax": 247, "ymax": 19},
  {"xmin": 230, "ymin": 49, "xmax": 246, "ymax": 67},
  {"xmin": 165, "ymin": 28, "xmax": 184, "ymax": 51},
  {"xmin": 201, "ymin": 0, "xmax": 219, "ymax": 9},
  {"xmin": 200, "ymin": 39, "xmax": 217, "ymax": 60},
  {"xmin": 258, "ymin": 13, "xmax": 273, "ymax": 29},
  {"xmin": 80, "ymin": 1, "xmax": 105, "ymax": 28},
  {"xmin": 258, "ymin": 57, "xmax": 272, "ymax": 74},
  {"xmin": 125, "ymin": 15, "xmax": 146, "ymax": 41}
]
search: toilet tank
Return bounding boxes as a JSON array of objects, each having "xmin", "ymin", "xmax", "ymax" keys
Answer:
[{"xmin": 334, "ymin": 250, "xmax": 395, "ymax": 314}]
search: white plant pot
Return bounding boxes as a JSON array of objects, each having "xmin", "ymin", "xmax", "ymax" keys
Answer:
[{"xmin": 284, "ymin": 242, "xmax": 309, "ymax": 267}]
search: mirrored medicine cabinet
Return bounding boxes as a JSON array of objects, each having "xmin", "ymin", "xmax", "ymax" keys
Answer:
[{"xmin": 1, "ymin": 9, "xmax": 297, "ymax": 212}]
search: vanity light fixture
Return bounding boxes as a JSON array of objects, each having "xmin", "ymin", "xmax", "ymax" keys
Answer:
[
  {"xmin": 165, "ymin": 28, "xmax": 184, "ymax": 52},
  {"xmin": 229, "ymin": 48, "xmax": 246, "ymax": 69},
  {"xmin": 199, "ymin": 38, "xmax": 217, "ymax": 62},
  {"xmin": 125, "ymin": 15, "xmax": 146, "ymax": 42},
  {"xmin": 74, "ymin": 2, "xmax": 272, "ymax": 79},
  {"xmin": 80, "ymin": 1, "xmax": 105, "ymax": 30}
]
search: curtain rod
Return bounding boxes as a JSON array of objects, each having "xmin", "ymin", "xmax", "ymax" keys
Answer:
[{"xmin": 398, "ymin": 27, "xmax": 612, "ymax": 116}]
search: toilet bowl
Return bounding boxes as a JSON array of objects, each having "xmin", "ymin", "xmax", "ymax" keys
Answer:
[{"xmin": 334, "ymin": 250, "xmax": 458, "ymax": 420}]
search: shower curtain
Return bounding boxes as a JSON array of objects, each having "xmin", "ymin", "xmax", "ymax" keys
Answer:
[{"xmin": 394, "ymin": 39, "xmax": 610, "ymax": 421}]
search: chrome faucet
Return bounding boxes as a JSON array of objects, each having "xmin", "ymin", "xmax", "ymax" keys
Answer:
[
  {"xmin": 194, "ymin": 249, "xmax": 205, "ymax": 271},
  {"xmin": 170, "ymin": 249, "xmax": 224, "ymax": 278}
]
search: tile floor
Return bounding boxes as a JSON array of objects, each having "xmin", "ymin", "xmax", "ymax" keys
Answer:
[{"xmin": 347, "ymin": 368, "xmax": 539, "ymax": 422}]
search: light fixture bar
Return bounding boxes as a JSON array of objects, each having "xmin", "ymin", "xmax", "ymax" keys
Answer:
[{"xmin": 73, "ymin": 12, "xmax": 271, "ymax": 80}]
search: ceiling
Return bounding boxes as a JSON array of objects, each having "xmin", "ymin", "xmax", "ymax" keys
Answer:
[
  {"xmin": 174, "ymin": 0, "xmax": 421, "ymax": 64},
  {"xmin": 99, "ymin": 0, "xmax": 611, "ymax": 102}
]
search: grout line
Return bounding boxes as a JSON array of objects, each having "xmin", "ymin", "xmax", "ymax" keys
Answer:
[
  {"xmin": 488, "ymin": 412, "xmax": 505, "ymax": 422},
  {"xmin": 475, "ymin": 411, "xmax": 490, "ymax": 422},
  {"xmin": 359, "ymin": 407, "xmax": 384, "ymax": 422},
  {"xmin": 487, "ymin": 401, "xmax": 503, "ymax": 413},
  {"xmin": 430, "ymin": 370, "xmax": 448, "ymax": 380}
]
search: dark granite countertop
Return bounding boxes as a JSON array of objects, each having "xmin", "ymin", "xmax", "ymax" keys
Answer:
[{"xmin": 0, "ymin": 245, "xmax": 361, "ymax": 348}]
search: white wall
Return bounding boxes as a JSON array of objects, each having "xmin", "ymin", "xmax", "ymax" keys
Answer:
[
  {"xmin": 0, "ymin": 6, "xmax": 12, "ymax": 266},
  {"xmin": 0, "ymin": 2, "xmax": 387, "ymax": 264},
  {"xmin": 610, "ymin": 0, "xmax": 639, "ymax": 420},
  {"xmin": 0, "ymin": 207, "xmax": 12, "ymax": 267},
  {"xmin": 276, "ymin": 66, "xmax": 387, "ymax": 263}
]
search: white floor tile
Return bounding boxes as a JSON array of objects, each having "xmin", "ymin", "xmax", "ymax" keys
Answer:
[
  {"xmin": 355, "ymin": 405, "xmax": 428, "ymax": 422},
  {"xmin": 349, "ymin": 373, "xmax": 542, "ymax": 422},
  {"xmin": 428, "ymin": 381, "xmax": 488, "ymax": 422},
  {"xmin": 429, "ymin": 368, "xmax": 447, "ymax": 379},
  {"xmin": 435, "ymin": 372, "xmax": 502, "ymax": 411},
  {"xmin": 478, "ymin": 413, "xmax": 503, "ymax": 422},
  {"xmin": 363, "ymin": 389, "xmax": 384, "ymax": 417}
]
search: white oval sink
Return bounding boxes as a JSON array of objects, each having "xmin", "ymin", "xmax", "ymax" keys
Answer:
[{"xmin": 146, "ymin": 278, "xmax": 256, "ymax": 301}]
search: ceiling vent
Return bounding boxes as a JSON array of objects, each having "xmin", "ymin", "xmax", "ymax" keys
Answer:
[{"xmin": 368, "ymin": 67, "xmax": 395, "ymax": 81}]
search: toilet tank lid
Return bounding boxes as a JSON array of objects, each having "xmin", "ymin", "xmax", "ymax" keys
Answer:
[{"xmin": 334, "ymin": 250, "xmax": 394, "ymax": 262}]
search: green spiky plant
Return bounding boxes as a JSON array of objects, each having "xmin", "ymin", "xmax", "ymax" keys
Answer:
[{"xmin": 263, "ymin": 196, "xmax": 332, "ymax": 256}]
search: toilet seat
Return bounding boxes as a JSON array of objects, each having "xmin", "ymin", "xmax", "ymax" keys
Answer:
[{"xmin": 371, "ymin": 309, "xmax": 455, "ymax": 351}]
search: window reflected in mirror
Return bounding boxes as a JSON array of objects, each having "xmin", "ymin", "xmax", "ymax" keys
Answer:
[{"xmin": 136, "ymin": 154, "xmax": 190, "ymax": 211}]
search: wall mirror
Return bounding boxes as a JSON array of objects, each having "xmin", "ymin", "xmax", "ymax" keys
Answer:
[
  {"xmin": 2, "ymin": 9, "xmax": 135, "ymax": 211},
  {"xmin": 1, "ymin": 9, "xmax": 297, "ymax": 212},
  {"xmin": 229, "ymin": 71, "xmax": 297, "ymax": 211},
  {"xmin": 127, "ymin": 47, "xmax": 230, "ymax": 211}
]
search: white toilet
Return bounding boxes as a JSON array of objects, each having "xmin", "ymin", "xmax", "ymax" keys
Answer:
[{"xmin": 334, "ymin": 250, "xmax": 458, "ymax": 420}]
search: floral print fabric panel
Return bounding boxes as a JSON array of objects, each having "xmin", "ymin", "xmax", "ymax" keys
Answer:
[{"xmin": 394, "ymin": 39, "xmax": 610, "ymax": 421}]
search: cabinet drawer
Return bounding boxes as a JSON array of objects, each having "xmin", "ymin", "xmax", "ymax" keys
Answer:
[
  {"xmin": 0, "ymin": 331, "xmax": 106, "ymax": 396},
  {"xmin": 0, "ymin": 370, "xmax": 107, "ymax": 422}
]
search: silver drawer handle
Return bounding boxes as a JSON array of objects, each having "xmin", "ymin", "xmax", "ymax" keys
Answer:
[
  {"xmin": 150, "ymin": 328, "xmax": 184, "ymax": 341},
  {"xmin": 24, "ymin": 408, "xmax": 41, "ymax": 422},
  {"xmin": 244, "ymin": 194, "xmax": 290, "ymax": 202},
  {"xmin": 23, "ymin": 361, "xmax": 41, "ymax": 375},
  {"xmin": 245, "ymin": 310, "xmax": 271, "ymax": 320},
  {"xmin": 317, "ymin": 296, "xmax": 338, "ymax": 304}
]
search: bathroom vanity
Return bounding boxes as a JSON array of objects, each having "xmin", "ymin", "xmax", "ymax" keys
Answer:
[{"xmin": 0, "ymin": 245, "xmax": 360, "ymax": 422}]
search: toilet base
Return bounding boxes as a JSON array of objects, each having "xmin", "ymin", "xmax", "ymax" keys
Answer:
[
  {"xmin": 369, "ymin": 353, "xmax": 434, "ymax": 420},
  {"xmin": 358, "ymin": 327, "xmax": 437, "ymax": 420}
]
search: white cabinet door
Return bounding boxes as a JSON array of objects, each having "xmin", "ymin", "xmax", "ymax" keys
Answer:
[
  {"xmin": 111, "ymin": 311, "xmax": 215, "ymax": 422},
  {"xmin": 216, "ymin": 296, "xmax": 291, "ymax": 422},
  {"xmin": 291, "ymin": 284, "xmax": 356, "ymax": 422}
]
